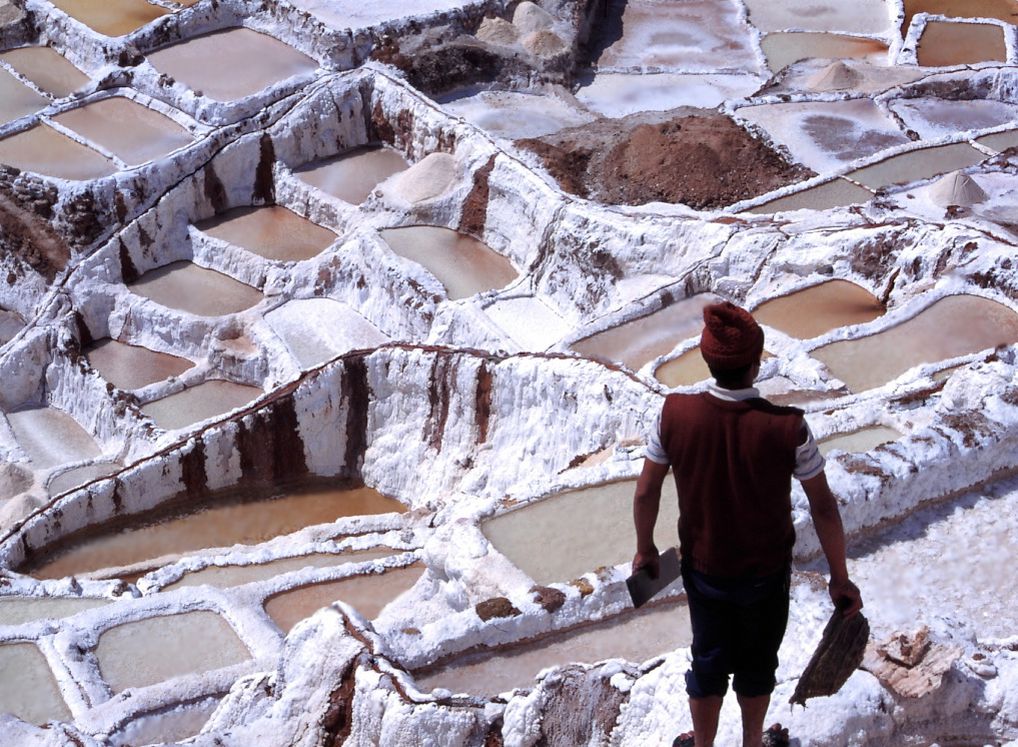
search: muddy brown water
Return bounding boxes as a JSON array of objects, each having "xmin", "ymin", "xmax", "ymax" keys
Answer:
[
  {"xmin": 295, "ymin": 146, "xmax": 409, "ymax": 204},
  {"xmin": 0, "ymin": 46, "xmax": 90, "ymax": 97},
  {"xmin": 818, "ymin": 426, "xmax": 902, "ymax": 455},
  {"xmin": 147, "ymin": 28, "xmax": 317, "ymax": 102},
  {"xmin": 141, "ymin": 380, "xmax": 264, "ymax": 431},
  {"xmin": 749, "ymin": 178, "xmax": 874, "ymax": 213},
  {"xmin": 196, "ymin": 206, "xmax": 337, "ymax": 262},
  {"xmin": 916, "ymin": 22, "xmax": 1007, "ymax": 67},
  {"xmin": 761, "ymin": 33, "xmax": 888, "ymax": 73},
  {"xmin": 902, "ymin": 0, "xmax": 1018, "ymax": 39},
  {"xmin": 30, "ymin": 484, "xmax": 405, "ymax": 580},
  {"xmin": 97, "ymin": 611, "xmax": 250, "ymax": 693},
  {"xmin": 379, "ymin": 226, "xmax": 518, "ymax": 300},
  {"xmin": 53, "ymin": 96, "xmax": 193, "ymax": 166},
  {"xmin": 127, "ymin": 260, "xmax": 263, "ymax": 316},
  {"xmin": 85, "ymin": 338, "xmax": 193, "ymax": 391},
  {"xmin": 848, "ymin": 142, "xmax": 985, "ymax": 190},
  {"xmin": 655, "ymin": 349, "xmax": 774, "ymax": 388},
  {"xmin": 813, "ymin": 294, "xmax": 1018, "ymax": 391},
  {"xmin": 264, "ymin": 564, "xmax": 425, "ymax": 633},
  {"xmin": 0, "ymin": 66, "xmax": 48, "ymax": 125},
  {"xmin": 415, "ymin": 599, "xmax": 690, "ymax": 697},
  {"xmin": 753, "ymin": 280, "xmax": 884, "ymax": 340},
  {"xmin": 0, "ymin": 643, "xmax": 71, "ymax": 724},
  {"xmin": 50, "ymin": 0, "xmax": 170, "ymax": 36},
  {"xmin": 570, "ymin": 294, "xmax": 718, "ymax": 373},
  {"xmin": 483, "ymin": 479, "xmax": 680, "ymax": 586},
  {"xmin": 0, "ymin": 123, "xmax": 116, "ymax": 180}
]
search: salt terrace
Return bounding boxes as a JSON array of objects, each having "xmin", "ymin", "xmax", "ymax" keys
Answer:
[{"xmin": 1, "ymin": 0, "xmax": 1018, "ymax": 744}]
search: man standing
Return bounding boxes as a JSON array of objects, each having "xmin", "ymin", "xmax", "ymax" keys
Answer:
[{"xmin": 632, "ymin": 301, "xmax": 862, "ymax": 747}]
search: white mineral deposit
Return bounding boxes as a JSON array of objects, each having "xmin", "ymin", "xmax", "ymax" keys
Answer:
[{"xmin": 2, "ymin": 0, "xmax": 1018, "ymax": 744}]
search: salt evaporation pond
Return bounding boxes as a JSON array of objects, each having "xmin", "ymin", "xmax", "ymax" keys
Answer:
[
  {"xmin": 760, "ymin": 33, "xmax": 888, "ymax": 74},
  {"xmin": 0, "ymin": 46, "xmax": 90, "ymax": 97},
  {"xmin": 848, "ymin": 142, "xmax": 986, "ymax": 190},
  {"xmin": 147, "ymin": 28, "xmax": 317, "ymax": 102},
  {"xmin": 0, "ymin": 66, "xmax": 47, "ymax": 124},
  {"xmin": 48, "ymin": 463, "xmax": 122, "ymax": 496},
  {"xmin": 85, "ymin": 338, "xmax": 193, "ymax": 391},
  {"xmin": 165, "ymin": 548, "xmax": 396, "ymax": 590},
  {"xmin": 53, "ymin": 96, "xmax": 194, "ymax": 166},
  {"xmin": 743, "ymin": 0, "xmax": 889, "ymax": 34},
  {"xmin": 265, "ymin": 299, "xmax": 388, "ymax": 368},
  {"xmin": 0, "ymin": 123, "xmax": 116, "ymax": 180},
  {"xmin": 902, "ymin": 0, "xmax": 1018, "ymax": 38},
  {"xmin": 141, "ymin": 380, "xmax": 263, "ymax": 431},
  {"xmin": 415, "ymin": 600, "xmax": 691, "ymax": 697},
  {"xmin": 127, "ymin": 261, "xmax": 263, "ymax": 316},
  {"xmin": 108, "ymin": 697, "xmax": 221, "ymax": 747},
  {"xmin": 0, "ymin": 643, "xmax": 70, "ymax": 724},
  {"xmin": 570, "ymin": 294, "xmax": 717, "ymax": 372},
  {"xmin": 814, "ymin": 294, "xmax": 1018, "ymax": 391},
  {"xmin": 379, "ymin": 226, "xmax": 518, "ymax": 300},
  {"xmin": 264, "ymin": 564, "xmax": 425, "ymax": 633},
  {"xmin": 483, "ymin": 479, "xmax": 680, "ymax": 586},
  {"xmin": 0, "ymin": 596, "xmax": 108, "ymax": 626},
  {"xmin": 753, "ymin": 280, "xmax": 884, "ymax": 340},
  {"xmin": 196, "ymin": 206, "xmax": 337, "ymax": 262},
  {"xmin": 917, "ymin": 22, "xmax": 1008, "ymax": 68},
  {"xmin": 818, "ymin": 426, "xmax": 902, "ymax": 456},
  {"xmin": 31, "ymin": 485, "xmax": 405, "ymax": 580},
  {"xmin": 749, "ymin": 178, "xmax": 874, "ymax": 213},
  {"xmin": 49, "ymin": 0, "xmax": 169, "ymax": 37},
  {"xmin": 295, "ymin": 146, "xmax": 409, "ymax": 204},
  {"xmin": 6, "ymin": 407, "xmax": 100, "ymax": 470},
  {"xmin": 96, "ymin": 611, "xmax": 250, "ymax": 693}
]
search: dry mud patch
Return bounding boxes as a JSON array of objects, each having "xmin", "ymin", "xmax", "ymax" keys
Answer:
[{"xmin": 518, "ymin": 109, "xmax": 813, "ymax": 208}]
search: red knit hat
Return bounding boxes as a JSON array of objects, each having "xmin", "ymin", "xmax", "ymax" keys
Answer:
[{"xmin": 699, "ymin": 301, "xmax": 764, "ymax": 371}]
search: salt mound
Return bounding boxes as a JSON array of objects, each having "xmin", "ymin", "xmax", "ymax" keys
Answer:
[
  {"xmin": 513, "ymin": 1, "xmax": 554, "ymax": 35},
  {"xmin": 387, "ymin": 152, "xmax": 460, "ymax": 204},
  {"xmin": 522, "ymin": 29, "xmax": 567, "ymax": 58},
  {"xmin": 0, "ymin": 463, "xmax": 32, "ymax": 501},
  {"xmin": 806, "ymin": 61, "xmax": 862, "ymax": 91},
  {"xmin": 476, "ymin": 17, "xmax": 519, "ymax": 46},
  {"xmin": 928, "ymin": 170, "xmax": 987, "ymax": 207}
]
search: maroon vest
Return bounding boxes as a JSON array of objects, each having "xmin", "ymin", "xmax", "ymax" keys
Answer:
[{"xmin": 660, "ymin": 392, "xmax": 803, "ymax": 578}]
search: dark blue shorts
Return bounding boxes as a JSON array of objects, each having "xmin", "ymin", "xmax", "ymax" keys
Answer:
[{"xmin": 682, "ymin": 563, "xmax": 791, "ymax": 698}]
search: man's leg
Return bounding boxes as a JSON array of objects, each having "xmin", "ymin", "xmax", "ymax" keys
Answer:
[
  {"xmin": 736, "ymin": 694, "xmax": 769, "ymax": 747},
  {"xmin": 689, "ymin": 695, "xmax": 723, "ymax": 747}
]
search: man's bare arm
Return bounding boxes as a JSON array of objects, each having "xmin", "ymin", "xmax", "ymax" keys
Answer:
[
  {"xmin": 632, "ymin": 458, "xmax": 670, "ymax": 577},
  {"xmin": 801, "ymin": 470, "xmax": 863, "ymax": 617}
]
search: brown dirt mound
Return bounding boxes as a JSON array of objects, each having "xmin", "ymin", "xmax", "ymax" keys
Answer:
[{"xmin": 518, "ymin": 111, "xmax": 813, "ymax": 209}]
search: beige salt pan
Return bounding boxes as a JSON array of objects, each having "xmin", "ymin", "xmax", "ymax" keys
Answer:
[
  {"xmin": 848, "ymin": 142, "xmax": 985, "ymax": 190},
  {"xmin": 379, "ymin": 226, "xmax": 518, "ymax": 300},
  {"xmin": 415, "ymin": 600, "xmax": 691, "ymax": 697},
  {"xmin": 749, "ymin": 178, "xmax": 873, "ymax": 213},
  {"xmin": 819, "ymin": 426, "xmax": 902, "ymax": 456},
  {"xmin": 127, "ymin": 260, "xmax": 263, "ymax": 316},
  {"xmin": 49, "ymin": 0, "xmax": 169, "ymax": 37},
  {"xmin": 33, "ymin": 486, "xmax": 403, "ymax": 580},
  {"xmin": 0, "ymin": 46, "xmax": 90, "ymax": 97},
  {"xmin": 53, "ymin": 96, "xmax": 193, "ymax": 166},
  {"xmin": 166, "ymin": 548, "xmax": 397, "ymax": 591},
  {"xmin": 655, "ymin": 349, "xmax": 773, "ymax": 388},
  {"xmin": 97, "ymin": 611, "xmax": 250, "ymax": 693},
  {"xmin": 0, "ymin": 643, "xmax": 71, "ymax": 724},
  {"xmin": 196, "ymin": 206, "xmax": 337, "ymax": 262},
  {"xmin": 141, "ymin": 380, "xmax": 263, "ymax": 431},
  {"xmin": 483, "ymin": 479, "xmax": 680, "ymax": 586},
  {"xmin": 86, "ymin": 338, "xmax": 193, "ymax": 391},
  {"xmin": 753, "ymin": 280, "xmax": 884, "ymax": 340},
  {"xmin": 570, "ymin": 294, "xmax": 717, "ymax": 373},
  {"xmin": 917, "ymin": 22, "xmax": 1007, "ymax": 68},
  {"xmin": 0, "ymin": 123, "xmax": 116, "ymax": 180},
  {"xmin": 265, "ymin": 564, "xmax": 425, "ymax": 633},
  {"xmin": 48, "ymin": 462, "xmax": 122, "ymax": 496},
  {"xmin": 295, "ymin": 146, "xmax": 409, "ymax": 205},
  {"xmin": 147, "ymin": 28, "xmax": 317, "ymax": 102},
  {"xmin": 6, "ymin": 407, "xmax": 101, "ymax": 470},
  {"xmin": 0, "ymin": 66, "xmax": 48, "ymax": 125},
  {"xmin": 0, "ymin": 596, "xmax": 108, "ymax": 627},
  {"xmin": 761, "ymin": 33, "xmax": 888, "ymax": 74},
  {"xmin": 813, "ymin": 295, "xmax": 1018, "ymax": 391}
]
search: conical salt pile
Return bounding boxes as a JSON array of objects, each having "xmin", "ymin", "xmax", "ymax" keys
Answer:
[
  {"xmin": 806, "ymin": 61, "xmax": 862, "ymax": 91},
  {"xmin": 928, "ymin": 170, "xmax": 987, "ymax": 207}
]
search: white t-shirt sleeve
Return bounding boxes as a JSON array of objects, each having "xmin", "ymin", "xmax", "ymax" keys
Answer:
[
  {"xmin": 645, "ymin": 409, "xmax": 670, "ymax": 465},
  {"xmin": 793, "ymin": 422, "xmax": 825, "ymax": 481}
]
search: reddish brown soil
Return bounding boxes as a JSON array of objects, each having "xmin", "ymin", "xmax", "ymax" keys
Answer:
[{"xmin": 518, "ymin": 111, "xmax": 813, "ymax": 209}]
